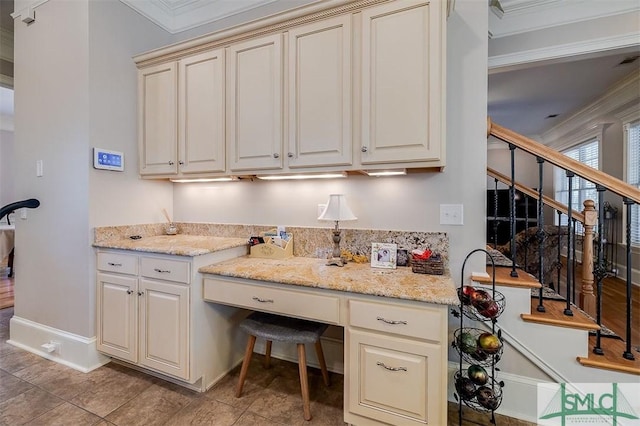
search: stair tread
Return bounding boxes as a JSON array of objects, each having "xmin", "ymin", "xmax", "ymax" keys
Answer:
[
  {"xmin": 577, "ymin": 335, "xmax": 640, "ymax": 375},
  {"xmin": 474, "ymin": 266, "xmax": 542, "ymax": 289},
  {"xmin": 521, "ymin": 298, "xmax": 600, "ymax": 331}
]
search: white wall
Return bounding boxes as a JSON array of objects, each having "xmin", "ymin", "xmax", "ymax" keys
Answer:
[{"xmin": 12, "ymin": 0, "xmax": 172, "ymax": 341}]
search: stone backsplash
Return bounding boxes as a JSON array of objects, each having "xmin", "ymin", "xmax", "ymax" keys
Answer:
[{"xmin": 94, "ymin": 223, "xmax": 448, "ymax": 268}]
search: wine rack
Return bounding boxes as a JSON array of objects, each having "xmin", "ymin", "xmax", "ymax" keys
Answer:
[{"xmin": 451, "ymin": 248, "xmax": 505, "ymax": 424}]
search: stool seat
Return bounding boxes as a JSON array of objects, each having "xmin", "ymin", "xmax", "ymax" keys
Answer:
[
  {"xmin": 235, "ymin": 312, "xmax": 331, "ymax": 421},
  {"xmin": 240, "ymin": 312, "xmax": 328, "ymax": 344}
]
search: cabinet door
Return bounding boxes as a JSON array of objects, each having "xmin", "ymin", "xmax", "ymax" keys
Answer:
[
  {"xmin": 348, "ymin": 329, "xmax": 444, "ymax": 425},
  {"xmin": 138, "ymin": 62, "xmax": 178, "ymax": 175},
  {"xmin": 227, "ymin": 34, "xmax": 283, "ymax": 171},
  {"xmin": 287, "ymin": 15, "xmax": 352, "ymax": 168},
  {"xmin": 360, "ymin": 0, "xmax": 443, "ymax": 165},
  {"xmin": 178, "ymin": 50, "xmax": 226, "ymax": 174},
  {"xmin": 96, "ymin": 273, "xmax": 138, "ymax": 363},
  {"xmin": 138, "ymin": 279, "xmax": 190, "ymax": 380}
]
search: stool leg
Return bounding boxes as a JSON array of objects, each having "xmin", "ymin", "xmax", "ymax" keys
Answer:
[
  {"xmin": 315, "ymin": 340, "xmax": 330, "ymax": 386},
  {"xmin": 297, "ymin": 343, "xmax": 312, "ymax": 421},
  {"xmin": 264, "ymin": 340, "xmax": 272, "ymax": 369},
  {"xmin": 236, "ymin": 335, "xmax": 256, "ymax": 398}
]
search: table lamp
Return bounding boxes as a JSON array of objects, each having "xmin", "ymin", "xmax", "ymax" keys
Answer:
[{"xmin": 318, "ymin": 194, "xmax": 357, "ymax": 266}]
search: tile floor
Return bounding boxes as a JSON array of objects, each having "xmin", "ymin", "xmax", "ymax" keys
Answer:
[{"xmin": 1, "ymin": 307, "xmax": 533, "ymax": 425}]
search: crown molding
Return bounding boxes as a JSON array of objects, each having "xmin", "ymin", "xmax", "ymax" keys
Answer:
[
  {"xmin": 542, "ymin": 71, "xmax": 639, "ymax": 145},
  {"xmin": 489, "ymin": 32, "xmax": 639, "ymax": 71},
  {"xmin": 11, "ymin": 0, "xmax": 50, "ymax": 24}
]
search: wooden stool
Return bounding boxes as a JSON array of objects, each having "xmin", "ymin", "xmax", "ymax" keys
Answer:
[{"xmin": 235, "ymin": 312, "xmax": 331, "ymax": 421}]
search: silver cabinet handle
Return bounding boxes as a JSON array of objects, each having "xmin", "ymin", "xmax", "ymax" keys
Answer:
[
  {"xmin": 168, "ymin": 161, "xmax": 174, "ymax": 165},
  {"xmin": 361, "ymin": 146, "xmax": 368, "ymax": 152},
  {"xmin": 153, "ymin": 268, "xmax": 171, "ymax": 273},
  {"xmin": 252, "ymin": 296, "xmax": 274, "ymax": 303},
  {"xmin": 376, "ymin": 316, "xmax": 407, "ymax": 325},
  {"xmin": 127, "ymin": 290, "xmax": 133, "ymax": 295},
  {"xmin": 377, "ymin": 361, "xmax": 407, "ymax": 372},
  {"xmin": 107, "ymin": 262, "xmax": 122, "ymax": 267},
  {"xmin": 273, "ymin": 153, "xmax": 280, "ymax": 159},
  {"xmin": 179, "ymin": 161, "xmax": 184, "ymax": 165},
  {"xmin": 287, "ymin": 152, "xmax": 293, "ymax": 158},
  {"xmin": 138, "ymin": 291, "xmax": 144, "ymax": 296}
]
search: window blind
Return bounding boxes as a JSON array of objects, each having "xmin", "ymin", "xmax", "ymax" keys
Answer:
[
  {"xmin": 554, "ymin": 138, "xmax": 599, "ymax": 233},
  {"xmin": 627, "ymin": 120, "xmax": 640, "ymax": 246}
]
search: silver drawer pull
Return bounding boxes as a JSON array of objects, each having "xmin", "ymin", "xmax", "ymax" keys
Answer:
[
  {"xmin": 376, "ymin": 361, "xmax": 407, "ymax": 372},
  {"xmin": 252, "ymin": 296, "xmax": 274, "ymax": 303},
  {"xmin": 376, "ymin": 316, "xmax": 407, "ymax": 325},
  {"xmin": 107, "ymin": 262, "xmax": 122, "ymax": 267},
  {"xmin": 154, "ymin": 268, "xmax": 171, "ymax": 273}
]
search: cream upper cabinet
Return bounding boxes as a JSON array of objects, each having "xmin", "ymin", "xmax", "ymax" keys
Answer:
[
  {"xmin": 178, "ymin": 49, "xmax": 226, "ymax": 174},
  {"xmin": 360, "ymin": 0, "xmax": 445, "ymax": 166},
  {"xmin": 138, "ymin": 62, "xmax": 178, "ymax": 175},
  {"xmin": 287, "ymin": 15, "xmax": 352, "ymax": 169},
  {"xmin": 227, "ymin": 33, "xmax": 283, "ymax": 172}
]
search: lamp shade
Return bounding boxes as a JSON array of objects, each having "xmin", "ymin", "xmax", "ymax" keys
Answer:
[{"xmin": 318, "ymin": 194, "xmax": 357, "ymax": 221}]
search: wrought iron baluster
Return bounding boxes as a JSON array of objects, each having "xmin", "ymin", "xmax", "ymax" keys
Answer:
[
  {"xmin": 509, "ymin": 144, "xmax": 519, "ymax": 278},
  {"xmin": 572, "ymin": 217, "xmax": 578, "ymax": 305},
  {"xmin": 564, "ymin": 171, "xmax": 574, "ymax": 317},
  {"xmin": 592, "ymin": 186, "xmax": 606, "ymax": 355},
  {"xmin": 556, "ymin": 210, "xmax": 562, "ymax": 294},
  {"xmin": 536, "ymin": 157, "xmax": 546, "ymax": 312},
  {"xmin": 493, "ymin": 178, "xmax": 499, "ymax": 248},
  {"xmin": 623, "ymin": 198, "xmax": 635, "ymax": 361}
]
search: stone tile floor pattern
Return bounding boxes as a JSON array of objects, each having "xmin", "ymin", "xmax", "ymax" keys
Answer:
[{"xmin": 0, "ymin": 307, "xmax": 534, "ymax": 425}]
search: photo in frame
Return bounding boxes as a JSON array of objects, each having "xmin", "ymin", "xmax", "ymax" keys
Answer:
[
  {"xmin": 371, "ymin": 242, "xmax": 398, "ymax": 269},
  {"xmin": 397, "ymin": 248, "xmax": 410, "ymax": 267}
]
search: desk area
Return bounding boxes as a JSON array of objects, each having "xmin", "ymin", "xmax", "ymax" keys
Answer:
[{"xmin": 201, "ymin": 256, "xmax": 457, "ymax": 426}]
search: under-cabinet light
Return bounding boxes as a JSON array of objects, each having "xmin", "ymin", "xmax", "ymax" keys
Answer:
[
  {"xmin": 170, "ymin": 177, "xmax": 238, "ymax": 183},
  {"xmin": 363, "ymin": 169, "xmax": 407, "ymax": 177},
  {"xmin": 256, "ymin": 172, "xmax": 347, "ymax": 181}
]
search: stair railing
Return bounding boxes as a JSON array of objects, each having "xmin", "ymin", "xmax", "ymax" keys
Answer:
[{"xmin": 488, "ymin": 117, "xmax": 640, "ymax": 362}]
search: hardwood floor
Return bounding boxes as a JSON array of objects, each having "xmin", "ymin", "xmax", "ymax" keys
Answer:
[{"xmin": 0, "ymin": 258, "xmax": 13, "ymax": 310}]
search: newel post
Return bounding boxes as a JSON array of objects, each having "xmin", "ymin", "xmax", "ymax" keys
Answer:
[{"xmin": 580, "ymin": 199, "xmax": 597, "ymax": 316}]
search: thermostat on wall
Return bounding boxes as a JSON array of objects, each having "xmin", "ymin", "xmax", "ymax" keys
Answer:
[{"xmin": 93, "ymin": 148, "xmax": 124, "ymax": 171}]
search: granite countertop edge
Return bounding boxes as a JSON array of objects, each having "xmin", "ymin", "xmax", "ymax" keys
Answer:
[
  {"xmin": 200, "ymin": 256, "xmax": 460, "ymax": 306},
  {"xmin": 92, "ymin": 235, "xmax": 248, "ymax": 257}
]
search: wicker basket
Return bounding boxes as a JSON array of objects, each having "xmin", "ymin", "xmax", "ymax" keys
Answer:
[{"xmin": 411, "ymin": 257, "xmax": 444, "ymax": 275}]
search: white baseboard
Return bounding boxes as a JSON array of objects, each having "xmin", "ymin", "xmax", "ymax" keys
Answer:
[
  {"xmin": 448, "ymin": 362, "xmax": 548, "ymax": 424},
  {"xmin": 8, "ymin": 315, "xmax": 110, "ymax": 373}
]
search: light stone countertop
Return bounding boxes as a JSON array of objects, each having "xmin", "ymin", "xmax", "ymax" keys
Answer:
[
  {"xmin": 93, "ymin": 235, "xmax": 248, "ymax": 257},
  {"xmin": 200, "ymin": 256, "xmax": 459, "ymax": 305}
]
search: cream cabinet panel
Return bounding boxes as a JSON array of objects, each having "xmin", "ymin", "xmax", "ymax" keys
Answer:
[
  {"xmin": 139, "ymin": 279, "xmax": 190, "ymax": 380},
  {"xmin": 360, "ymin": 0, "xmax": 443, "ymax": 165},
  {"xmin": 227, "ymin": 34, "xmax": 283, "ymax": 171},
  {"xmin": 96, "ymin": 273, "xmax": 138, "ymax": 363},
  {"xmin": 138, "ymin": 62, "xmax": 178, "ymax": 175},
  {"xmin": 348, "ymin": 329, "xmax": 443, "ymax": 425},
  {"xmin": 287, "ymin": 15, "xmax": 352, "ymax": 168},
  {"xmin": 178, "ymin": 50, "xmax": 226, "ymax": 174}
]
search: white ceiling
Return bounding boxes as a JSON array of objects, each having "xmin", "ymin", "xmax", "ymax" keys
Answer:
[{"xmin": 3, "ymin": 0, "xmax": 640, "ymax": 138}]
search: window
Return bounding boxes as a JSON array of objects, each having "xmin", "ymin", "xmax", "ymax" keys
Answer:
[
  {"xmin": 554, "ymin": 138, "xmax": 599, "ymax": 233},
  {"xmin": 625, "ymin": 120, "xmax": 640, "ymax": 246}
]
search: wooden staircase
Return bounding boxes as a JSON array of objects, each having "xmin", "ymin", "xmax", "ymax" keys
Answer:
[{"xmin": 474, "ymin": 266, "xmax": 640, "ymax": 376}]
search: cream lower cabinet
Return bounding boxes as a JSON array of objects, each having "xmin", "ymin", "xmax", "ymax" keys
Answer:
[
  {"xmin": 96, "ymin": 246, "xmax": 248, "ymax": 390},
  {"xmin": 97, "ymin": 253, "xmax": 190, "ymax": 380},
  {"xmin": 346, "ymin": 299, "xmax": 447, "ymax": 425}
]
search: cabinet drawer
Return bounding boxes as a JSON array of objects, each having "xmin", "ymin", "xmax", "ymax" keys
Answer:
[
  {"xmin": 203, "ymin": 278, "xmax": 339, "ymax": 324},
  {"xmin": 140, "ymin": 257, "xmax": 190, "ymax": 284},
  {"xmin": 97, "ymin": 252, "xmax": 138, "ymax": 275},
  {"xmin": 349, "ymin": 329, "xmax": 441, "ymax": 425},
  {"xmin": 349, "ymin": 300, "xmax": 442, "ymax": 342}
]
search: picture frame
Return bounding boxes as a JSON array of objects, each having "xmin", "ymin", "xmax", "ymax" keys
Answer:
[
  {"xmin": 371, "ymin": 242, "xmax": 398, "ymax": 269},
  {"xmin": 397, "ymin": 248, "xmax": 410, "ymax": 267}
]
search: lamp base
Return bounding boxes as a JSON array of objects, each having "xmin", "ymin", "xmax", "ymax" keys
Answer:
[{"xmin": 326, "ymin": 257, "xmax": 346, "ymax": 267}]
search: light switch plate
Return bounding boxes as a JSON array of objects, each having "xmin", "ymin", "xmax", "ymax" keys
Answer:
[{"xmin": 440, "ymin": 204, "xmax": 463, "ymax": 225}]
